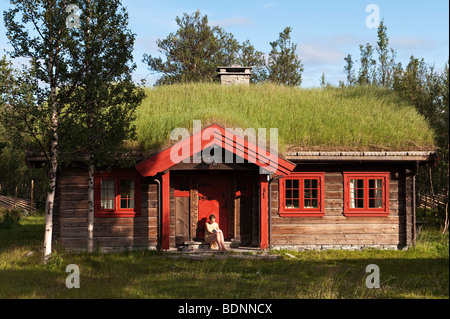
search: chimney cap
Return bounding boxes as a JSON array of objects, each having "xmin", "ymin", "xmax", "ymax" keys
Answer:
[{"xmin": 216, "ymin": 65, "xmax": 253, "ymax": 70}]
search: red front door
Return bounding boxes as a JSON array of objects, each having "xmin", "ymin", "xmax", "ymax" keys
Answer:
[{"xmin": 198, "ymin": 175, "xmax": 228, "ymax": 239}]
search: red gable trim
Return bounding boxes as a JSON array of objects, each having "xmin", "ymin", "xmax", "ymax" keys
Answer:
[{"xmin": 135, "ymin": 124, "xmax": 296, "ymax": 177}]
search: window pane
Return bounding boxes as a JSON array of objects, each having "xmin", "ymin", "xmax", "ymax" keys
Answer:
[
  {"xmin": 304, "ymin": 179, "xmax": 310, "ymax": 188},
  {"xmin": 369, "ymin": 198, "xmax": 375, "ymax": 208},
  {"xmin": 120, "ymin": 179, "xmax": 134, "ymax": 197},
  {"xmin": 375, "ymin": 189, "xmax": 383, "ymax": 198},
  {"xmin": 357, "ymin": 189, "xmax": 364, "ymax": 198},
  {"xmin": 293, "ymin": 189, "xmax": 299, "ymax": 199},
  {"xmin": 304, "ymin": 199, "xmax": 311, "ymax": 208},
  {"xmin": 292, "ymin": 179, "xmax": 299, "ymax": 188},
  {"xmin": 286, "ymin": 199, "xmax": 292, "ymax": 209},
  {"xmin": 357, "ymin": 199, "xmax": 364, "ymax": 208},
  {"xmin": 101, "ymin": 199, "xmax": 114, "ymax": 209},
  {"xmin": 292, "ymin": 200, "xmax": 299, "ymax": 209},
  {"xmin": 311, "ymin": 199, "xmax": 318, "ymax": 208},
  {"xmin": 311, "ymin": 189, "xmax": 318, "ymax": 199},
  {"xmin": 120, "ymin": 179, "xmax": 135, "ymax": 209},
  {"xmin": 357, "ymin": 179, "xmax": 364, "ymax": 188},
  {"xmin": 286, "ymin": 179, "xmax": 292, "ymax": 188},
  {"xmin": 304, "ymin": 189, "xmax": 311, "ymax": 198},
  {"xmin": 369, "ymin": 189, "xmax": 375, "ymax": 198},
  {"xmin": 375, "ymin": 179, "xmax": 383, "ymax": 188},
  {"xmin": 375, "ymin": 198, "xmax": 383, "ymax": 208},
  {"xmin": 311, "ymin": 179, "xmax": 318, "ymax": 188},
  {"xmin": 101, "ymin": 179, "xmax": 115, "ymax": 209},
  {"xmin": 286, "ymin": 189, "xmax": 292, "ymax": 199}
]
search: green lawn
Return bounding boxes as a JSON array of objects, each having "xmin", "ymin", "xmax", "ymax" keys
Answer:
[
  {"xmin": 134, "ymin": 83, "xmax": 435, "ymax": 154},
  {"xmin": 0, "ymin": 213, "xmax": 448, "ymax": 299}
]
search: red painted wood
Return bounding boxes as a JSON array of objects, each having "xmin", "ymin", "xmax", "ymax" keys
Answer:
[
  {"xmin": 278, "ymin": 172, "xmax": 325, "ymax": 217},
  {"xmin": 135, "ymin": 124, "xmax": 296, "ymax": 177},
  {"xmin": 94, "ymin": 170, "xmax": 141, "ymax": 218},
  {"xmin": 343, "ymin": 172, "xmax": 390, "ymax": 217},
  {"xmin": 259, "ymin": 175, "xmax": 269, "ymax": 249},
  {"xmin": 197, "ymin": 175, "xmax": 228, "ymax": 239},
  {"xmin": 161, "ymin": 171, "xmax": 170, "ymax": 249}
]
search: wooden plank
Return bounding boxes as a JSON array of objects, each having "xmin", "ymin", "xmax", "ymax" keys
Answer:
[
  {"xmin": 161, "ymin": 171, "xmax": 170, "ymax": 249},
  {"xmin": 324, "ymin": 191, "xmax": 343, "ymax": 199},
  {"xmin": 175, "ymin": 196, "xmax": 190, "ymax": 244},
  {"xmin": 325, "ymin": 174, "xmax": 343, "ymax": 183},
  {"xmin": 271, "ymin": 233, "xmax": 404, "ymax": 245},
  {"xmin": 271, "ymin": 216, "xmax": 402, "ymax": 224},
  {"xmin": 59, "ymin": 200, "xmax": 88, "ymax": 210},
  {"xmin": 58, "ymin": 175, "xmax": 88, "ymax": 185},
  {"xmin": 324, "ymin": 183, "xmax": 342, "ymax": 191},
  {"xmin": 58, "ymin": 209, "xmax": 87, "ymax": 218},
  {"xmin": 272, "ymin": 223, "xmax": 401, "ymax": 235},
  {"xmin": 59, "ymin": 168, "xmax": 88, "ymax": 176},
  {"xmin": 58, "ymin": 217, "xmax": 87, "ymax": 227},
  {"xmin": 190, "ymin": 177, "xmax": 198, "ymax": 239}
]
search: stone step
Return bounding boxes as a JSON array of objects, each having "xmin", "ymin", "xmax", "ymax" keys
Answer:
[{"xmin": 182, "ymin": 240, "xmax": 234, "ymax": 251}]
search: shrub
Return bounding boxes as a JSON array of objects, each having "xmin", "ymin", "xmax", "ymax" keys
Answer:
[{"xmin": 0, "ymin": 207, "xmax": 22, "ymax": 229}]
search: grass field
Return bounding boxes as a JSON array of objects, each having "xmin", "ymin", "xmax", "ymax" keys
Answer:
[
  {"xmin": 0, "ymin": 212, "xmax": 448, "ymax": 299},
  {"xmin": 134, "ymin": 83, "xmax": 435, "ymax": 154}
]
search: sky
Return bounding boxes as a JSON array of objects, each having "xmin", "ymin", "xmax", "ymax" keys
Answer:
[{"xmin": 0, "ymin": 0, "xmax": 448, "ymax": 87}]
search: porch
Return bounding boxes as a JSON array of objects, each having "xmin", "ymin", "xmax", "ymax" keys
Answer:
[
  {"xmin": 171, "ymin": 170, "xmax": 261, "ymax": 250},
  {"xmin": 135, "ymin": 124, "xmax": 296, "ymax": 250}
]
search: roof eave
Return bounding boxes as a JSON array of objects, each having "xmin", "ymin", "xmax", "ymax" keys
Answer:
[{"xmin": 286, "ymin": 151, "xmax": 438, "ymax": 164}]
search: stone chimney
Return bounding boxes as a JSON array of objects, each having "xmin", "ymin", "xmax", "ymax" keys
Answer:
[{"xmin": 217, "ymin": 65, "xmax": 252, "ymax": 85}]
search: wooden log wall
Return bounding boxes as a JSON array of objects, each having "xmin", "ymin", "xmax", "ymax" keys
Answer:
[
  {"xmin": 270, "ymin": 164, "xmax": 411, "ymax": 249},
  {"xmin": 55, "ymin": 168, "xmax": 158, "ymax": 251}
]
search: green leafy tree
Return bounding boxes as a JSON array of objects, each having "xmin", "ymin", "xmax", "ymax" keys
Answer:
[
  {"xmin": 59, "ymin": 0, "xmax": 145, "ymax": 251},
  {"xmin": 357, "ymin": 43, "xmax": 376, "ymax": 85},
  {"xmin": 143, "ymin": 10, "xmax": 265, "ymax": 85},
  {"xmin": 2, "ymin": 0, "xmax": 72, "ymax": 262},
  {"xmin": 343, "ymin": 54, "xmax": 356, "ymax": 86},
  {"xmin": 393, "ymin": 55, "xmax": 449, "ymax": 228},
  {"xmin": 145, "ymin": 10, "xmax": 268, "ymax": 84},
  {"xmin": 267, "ymin": 26, "xmax": 304, "ymax": 86},
  {"xmin": 237, "ymin": 39, "xmax": 267, "ymax": 84},
  {"xmin": 2, "ymin": 0, "xmax": 144, "ymax": 259},
  {"xmin": 376, "ymin": 19, "xmax": 397, "ymax": 88}
]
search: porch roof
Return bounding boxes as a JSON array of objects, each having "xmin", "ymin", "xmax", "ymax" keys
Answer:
[{"xmin": 135, "ymin": 124, "xmax": 296, "ymax": 177}]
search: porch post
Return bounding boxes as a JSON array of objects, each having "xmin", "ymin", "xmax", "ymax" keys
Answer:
[
  {"xmin": 259, "ymin": 175, "xmax": 269, "ymax": 249},
  {"xmin": 161, "ymin": 170, "xmax": 170, "ymax": 250}
]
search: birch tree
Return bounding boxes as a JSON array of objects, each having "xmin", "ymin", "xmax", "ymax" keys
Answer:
[
  {"xmin": 2, "ymin": 0, "xmax": 74, "ymax": 263},
  {"xmin": 59, "ymin": 0, "xmax": 144, "ymax": 252}
]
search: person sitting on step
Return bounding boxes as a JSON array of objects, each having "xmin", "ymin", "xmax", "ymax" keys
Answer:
[{"xmin": 204, "ymin": 214, "xmax": 227, "ymax": 251}]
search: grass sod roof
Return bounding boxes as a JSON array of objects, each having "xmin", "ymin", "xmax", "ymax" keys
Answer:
[{"xmin": 134, "ymin": 83, "xmax": 435, "ymax": 156}]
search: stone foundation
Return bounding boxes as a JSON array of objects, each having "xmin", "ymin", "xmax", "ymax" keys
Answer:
[{"xmin": 270, "ymin": 244, "xmax": 408, "ymax": 251}]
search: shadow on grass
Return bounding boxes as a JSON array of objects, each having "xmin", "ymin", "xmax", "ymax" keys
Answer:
[{"xmin": 1, "ymin": 251, "xmax": 448, "ymax": 299}]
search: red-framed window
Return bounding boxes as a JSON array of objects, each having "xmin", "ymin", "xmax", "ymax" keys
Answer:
[
  {"xmin": 94, "ymin": 170, "xmax": 141, "ymax": 217},
  {"xmin": 279, "ymin": 172, "xmax": 325, "ymax": 217},
  {"xmin": 343, "ymin": 172, "xmax": 390, "ymax": 217}
]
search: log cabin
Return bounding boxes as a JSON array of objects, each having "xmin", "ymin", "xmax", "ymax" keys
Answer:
[{"xmin": 28, "ymin": 66, "xmax": 438, "ymax": 252}]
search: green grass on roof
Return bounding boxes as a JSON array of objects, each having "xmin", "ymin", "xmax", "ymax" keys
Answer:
[{"xmin": 134, "ymin": 83, "xmax": 435, "ymax": 154}]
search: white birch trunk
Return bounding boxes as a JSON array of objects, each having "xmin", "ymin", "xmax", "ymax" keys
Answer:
[
  {"xmin": 87, "ymin": 162, "xmax": 95, "ymax": 252},
  {"xmin": 43, "ymin": 110, "xmax": 58, "ymax": 263}
]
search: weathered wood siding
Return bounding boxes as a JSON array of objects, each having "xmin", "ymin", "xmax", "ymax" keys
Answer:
[
  {"xmin": 54, "ymin": 168, "xmax": 159, "ymax": 251},
  {"xmin": 54, "ymin": 162, "xmax": 414, "ymax": 251},
  {"xmin": 270, "ymin": 163, "xmax": 413, "ymax": 250}
]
